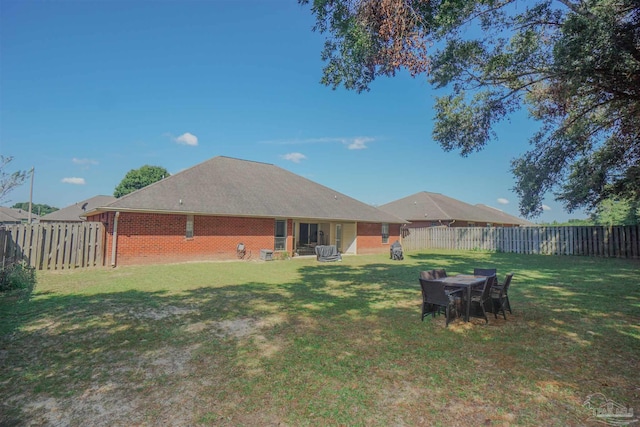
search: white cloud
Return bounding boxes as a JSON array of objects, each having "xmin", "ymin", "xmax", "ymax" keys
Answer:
[
  {"xmin": 346, "ymin": 137, "xmax": 373, "ymax": 150},
  {"xmin": 497, "ymin": 198, "xmax": 509, "ymax": 205},
  {"xmin": 260, "ymin": 136, "xmax": 374, "ymax": 150},
  {"xmin": 174, "ymin": 132, "xmax": 198, "ymax": 146},
  {"xmin": 542, "ymin": 204, "xmax": 551, "ymax": 211},
  {"xmin": 72, "ymin": 158, "xmax": 98, "ymax": 166},
  {"xmin": 61, "ymin": 177, "xmax": 86, "ymax": 185},
  {"xmin": 281, "ymin": 152, "xmax": 307, "ymax": 163}
]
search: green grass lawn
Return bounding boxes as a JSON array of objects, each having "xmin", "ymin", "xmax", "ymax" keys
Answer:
[{"xmin": 1, "ymin": 250, "xmax": 639, "ymax": 426}]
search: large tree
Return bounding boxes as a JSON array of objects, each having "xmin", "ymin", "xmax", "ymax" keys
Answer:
[
  {"xmin": 0, "ymin": 156, "xmax": 28, "ymax": 204},
  {"xmin": 301, "ymin": 0, "xmax": 640, "ymax": 217},
  {"xmin": 593, "ymin": 197, "xmax": 639, "ymax": 225},
  {"xmin": 114, "ymin": 165, "xmax": 170, "ymax": 198}
]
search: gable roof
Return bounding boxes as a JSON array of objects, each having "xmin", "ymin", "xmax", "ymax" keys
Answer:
[
  {"xmin": 40, "ymin": 195, "xmax": 117, "ymax": 222},
  {"xmin": 0, "ymin": 207, "xmax": 40, "ymax": 224},
  {"xmin": 87, "ymin": 156, "xmax": 405, "ymax": 223},
  {"xmin": 378, "ymin": 191, "xmax": 533, "ymax": 226}
]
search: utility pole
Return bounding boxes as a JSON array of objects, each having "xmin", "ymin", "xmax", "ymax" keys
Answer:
[{"xmin": 28, "ymin": 167, "xmax": 34, "ymax": 224}]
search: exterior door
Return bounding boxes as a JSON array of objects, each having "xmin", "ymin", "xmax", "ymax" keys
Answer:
[{"xmin": 335, "ymin": 224, "xmax": 342, "ymax": 252}]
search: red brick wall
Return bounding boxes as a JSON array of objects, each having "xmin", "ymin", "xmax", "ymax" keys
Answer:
[
  {"xmin": 87, "ymin": 212, "xmax": 282, "ymax": 266},
  {"xmin": 86, "ymin": 212, "xmax": 401, "ymax": 265},
  {"xmin": 356, "ymin": 222, "xmax": 401, "ymax": 255}
]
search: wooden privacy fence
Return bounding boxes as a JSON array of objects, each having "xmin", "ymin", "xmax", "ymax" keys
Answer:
[
  {"xmin": 401, "ymin": 225, "xmax": 640, "ymax": 258},
  {"xmin": 0, "ymin": 222, "xmax": 106, "ymax": 270}
]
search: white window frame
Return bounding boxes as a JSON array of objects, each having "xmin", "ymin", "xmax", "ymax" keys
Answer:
[
  {"xmin": 274, "ymin": 219, "xmax": 287, "ymax": 251},
  {"xmin": 186, "ymin": 215, "xmax": 194, "ymax": 239}
]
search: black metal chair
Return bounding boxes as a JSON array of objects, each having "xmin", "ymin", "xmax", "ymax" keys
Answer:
[
  {"xmin": 491, "ymin": 273, "xmax": 514, "ymax": 319},
  {"xmin": 419, "ymin": 278, "xmax": 462, "ymax": 327},
  {"xmin": 468, "ymin": 275, "xmax": 496, "ymax": 323}
]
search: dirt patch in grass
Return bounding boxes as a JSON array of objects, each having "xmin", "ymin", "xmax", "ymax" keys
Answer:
[
  {"xmin": 2, "ymin": 308, "xmax": 290, "ymax": 427},
  {"xmin": 129, "ymin": 305, "xmax": 199, "ymax": 321}
]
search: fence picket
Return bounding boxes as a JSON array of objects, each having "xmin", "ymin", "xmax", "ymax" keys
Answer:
[
  {"xmin": 0, "ymin": 222, "xmax": 105, "ymax": 270},
  {"xmin": 400, "ymin": 225, "xmax": 639, "ymax": 259}
]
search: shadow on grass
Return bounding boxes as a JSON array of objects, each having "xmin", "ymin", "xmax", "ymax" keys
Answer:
[{"xmin": 1, "ymin": 251, "xmax": 639, "ymax": 425}]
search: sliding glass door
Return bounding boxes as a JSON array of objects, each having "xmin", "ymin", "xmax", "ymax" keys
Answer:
[{"xmin": 299, "ymin": 223, "xmax": 318, "ymax": 245}]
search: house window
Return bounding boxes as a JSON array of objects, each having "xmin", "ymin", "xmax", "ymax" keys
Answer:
[
  {"xmin": 275, "ymin": 220, "xmax": 286, "ymax": 251},
  {"xmin": 186, "ymin": 215, "xmax": 194, "ymax": 239},
  {"xmin": 381, "ymin": 223, "xmax": 389, "ymax": 244}
]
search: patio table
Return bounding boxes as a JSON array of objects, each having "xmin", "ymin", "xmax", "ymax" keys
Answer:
[{"xmin": 438, "ymin": 275, "xmax": 487, "ymax": 322}]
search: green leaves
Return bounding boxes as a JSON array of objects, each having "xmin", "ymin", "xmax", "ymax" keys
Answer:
[
  {"xmin": 302, "ymin": 0, "xmax": 640, "ymax": 218},
  {"xmin": 113, "ymin": 165, "xmax": 170, "ymax": 198},
  {"xmin": 433, "ymin": 91, "xmax": 506, "ymax": 156}
]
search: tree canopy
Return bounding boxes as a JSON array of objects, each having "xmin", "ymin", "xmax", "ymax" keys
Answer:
[
  {"xmin": 114, "ymin": 165, "xmax": 170, "ymax": 198},
  {"xmin": 0, "ymin": 156, "xmax": 28, "ymax": 205},
  {"xmin": 593, "ymin": 197, "xmax": 640, "ymax": 225},
  {"xmin": 301, "ymin": 0, "xmax": 640, "ymax": 217}
]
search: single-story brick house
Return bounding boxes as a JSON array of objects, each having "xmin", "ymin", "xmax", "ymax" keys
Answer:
[
  {"xmin": 40, "ymin": 195, "xmax": 116, "ymax": 223},
  {"xmin": 84, "ymin": 156, "xmax": 406, "ymax": 266},
  {"xmin": 379, "ymin": 191, "xmax": 534, "ymax": 228}
]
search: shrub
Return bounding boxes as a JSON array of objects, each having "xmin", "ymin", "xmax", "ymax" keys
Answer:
[{"xmin": 0, "ymin": 261, "xmax": 36, "ymax": 293}]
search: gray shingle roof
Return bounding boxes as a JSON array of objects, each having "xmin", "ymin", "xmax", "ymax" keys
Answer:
[
  {"xmin": 40, "ymin": 195, "xmax": 117, "ymax": 222},
  {"xmin": 87, "ymin": 156, "xmax": 405, "ymax": 223},
  {"xmin": 473, "ymin": 204, "xmax": 535, "ymax": 226},
  {"xmin": 0, "ymin": 207, "xmax": 39, "ymax": 223},
  {"xmin": 378, "ymin": 191, "xmax": 533, "ymax": 226}
]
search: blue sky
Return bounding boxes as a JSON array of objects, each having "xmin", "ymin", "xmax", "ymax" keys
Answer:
[{"xmin": 1, "ymin": 0, "xmax": 586, "ymax": 223}]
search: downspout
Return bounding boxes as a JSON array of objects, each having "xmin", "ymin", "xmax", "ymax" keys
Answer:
[{"xmin": 111, "ymin": 211, "xmax": 120, "ymax": 267}]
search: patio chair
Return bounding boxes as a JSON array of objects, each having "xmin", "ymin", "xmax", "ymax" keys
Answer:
[
  {"xmin": 433, "ymin": 268, "xmax": 447, "ymax": 279},
  {"xmin": 419, "ymin": 278, "xmax": 463, "ymax": 327},
  {"xmin": 419, "ymin": 269, "xmax": 447, "ymax": 280},
  {"xmin": 420, "ymin": 270, "xmax": 435, "ymax": 280},
  {"xmin": 474, "ymin": 268, "xmax": 497, "ymax": 277},
  {"xmin": 421, "ymin": 269, "xmax": 456, "ymax": 296},
  {"xmin": 491, "ymin": 273, "xmax": 514, "ymax": 319},
  {"xmin": 468, "ymin": 275, "xmax": 496, "ymax": 323}
]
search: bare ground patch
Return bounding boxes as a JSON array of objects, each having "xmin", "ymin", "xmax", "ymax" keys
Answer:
[{"xmin": 2, "ymin": 307, "xmax": 287, "ymax": 427}]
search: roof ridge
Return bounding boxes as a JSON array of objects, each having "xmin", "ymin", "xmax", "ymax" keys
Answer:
[
  {"xmin": 425, "ymin": 193, "xmax": 450, "ymax": 218},
  {"xmin": 217, "ymin": 156, "xmax": 273, "ymax": 166}
]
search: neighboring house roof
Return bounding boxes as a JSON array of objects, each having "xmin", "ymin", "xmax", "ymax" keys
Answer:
[
  {"xmin": 378, "ymin": 191, "xmax": 533, "ymax": 226},
  {"xmin": 40, "ymin": 195, "xmax": 117, "ymax": 222},
  {"xmin": 86, "ymin": 156, "xmax": 406, "ymax": 224},
  {"xmin": 0, "ymin": 207, "xmax": 40, "ymax": 224},
  {"xmin": 473, "ymin": 204, "xmax": 535, "ymax": 226}
]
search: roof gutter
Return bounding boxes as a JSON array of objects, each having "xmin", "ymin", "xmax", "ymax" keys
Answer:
[{"xmin": 110, "ymin": 211, "xmax": 120, "ymax": 267}]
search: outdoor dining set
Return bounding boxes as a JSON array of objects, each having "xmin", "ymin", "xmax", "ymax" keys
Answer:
[{"xmin": 419, "ymin": 268, "xmax": 514, "ymax": 327}]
